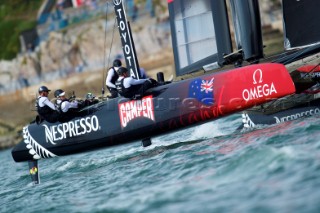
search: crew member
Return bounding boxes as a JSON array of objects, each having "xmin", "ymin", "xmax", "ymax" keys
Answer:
[
  {"xmin": 106, "ymin": 59, "xmax": 122, "ymax": 98},
  {"xmin": 54, "ymin": 89, "xmax": 79, "ymax": 114},
  {"xmin": 115, "ymin": 67, "xmax": 157, "ymax": 99},
  {"xmin": 84, "ymin": 92, "xmax": 99, "ymax": 106},
  {"xmin": 36, "ymin": 86, "xmax": 59, "ymax": 122}
]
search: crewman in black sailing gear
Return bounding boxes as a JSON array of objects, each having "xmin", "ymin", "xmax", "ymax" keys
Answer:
[
  {"xmin": 106, "ymin": 59, "xmax": 122, "ymax": 98},
  {"xmin": 54, "ymin": 89, "xmax": 81, "ymax": 121},
  {"xmin": 54, "ymin": 89, "xmax": 79, "ymax": 113},
  {"xmin": 35, "ymin": 86, "xmax": 59, "ymax": 123},
  {"xmin": 115, "ymin": 67, "xmax": 157, "ymax": 99}
]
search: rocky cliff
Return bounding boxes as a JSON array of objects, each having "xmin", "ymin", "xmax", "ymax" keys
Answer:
[{"xmin": 0, "ymin": 11, "xmax": 172, "ymax": 96}]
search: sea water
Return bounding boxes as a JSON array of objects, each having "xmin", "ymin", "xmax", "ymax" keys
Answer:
[{"xmin": 1, "ymin": 114, "xmax": 320, "ymax": 213}]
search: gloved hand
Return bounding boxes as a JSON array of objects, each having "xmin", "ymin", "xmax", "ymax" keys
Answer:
[
  {"xmin": 77, "ymin": 100, "xmax": 85, "ymax": 108},
  {"xmin": 147, "ymin": 78, "xmax": 158, "ymax": 86},
  {"xmin": 68, "ymin": 95, "xmax": 76, "ymax": 101}
]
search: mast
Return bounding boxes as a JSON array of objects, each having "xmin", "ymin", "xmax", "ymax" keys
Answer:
[
  {"xmin": 229, "ymin": 0, "xmax": 263, "ymax": 63},
  {"xmin": 113, "ymin": 0, "xmax": 141, "ymax": 79}
]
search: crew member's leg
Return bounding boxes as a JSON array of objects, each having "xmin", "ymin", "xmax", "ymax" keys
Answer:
[{"xmin": 136, "ymin": 81, "xmax": 154, "ymax": 97}]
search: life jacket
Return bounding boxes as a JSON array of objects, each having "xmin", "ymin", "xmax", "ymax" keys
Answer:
[
  {"xmin": 36, "ymin": 97, "xmax": 58, "ymax": 122},
  {"xmin": 55, "ymin": 99, "xmax": 69, "ymax": 113},
  {"xmin": 36, "ymin": 97, "xmax": 54, "ymax": 115},
  {"xmin": 115, "ymin": 78, "xmax": 137, "ymax": 98},
  {"xmin": 110, "ymin": 67, "xmax": 119, "ymax": 85}
]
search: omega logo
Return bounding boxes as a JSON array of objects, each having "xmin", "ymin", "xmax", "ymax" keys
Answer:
[
  {"xmin": 242, "ymin": 68, "xmax": 277, "ymax": 101},
  {"xmin": 253, "ymin": 69, "xmax": 263, "ymax": 84}
]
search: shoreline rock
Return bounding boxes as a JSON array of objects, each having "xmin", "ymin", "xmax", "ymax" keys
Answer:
[{"xmin": 0, "ymin": 134, "xmax": 21, "ymax": 151}]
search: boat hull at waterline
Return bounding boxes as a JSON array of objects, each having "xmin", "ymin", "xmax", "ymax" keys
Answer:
[{"xmin": 12, "ymin": 63, "xmax": 295, "ymax": 163}]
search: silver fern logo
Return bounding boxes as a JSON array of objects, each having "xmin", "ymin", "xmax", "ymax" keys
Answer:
[
  {"xmin": 113, "ymin": 0, "xmax": 122, "ymax": 6},
  {"xmin": 23, "ymin": 126, "xmax": 57, "ymax": 160}
]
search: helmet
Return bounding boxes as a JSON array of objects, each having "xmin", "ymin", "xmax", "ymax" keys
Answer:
[
  {"xmin": 54, "ymin": 89, "xmax": 65, "ymax": 98},
  {"xmin": 113, "ymin": 59, "xmax": 122, "ymax": 68},
  {"xmin": 86, "ymin": 92, "xmax": 95, "ymax": 100},
  {"xmin": 117, "ymin": 67, "xmax": 128, "ymax": 75},
  {"xmin": 38, "ymin": 86, "xmax": 51, "ymax": 93}
]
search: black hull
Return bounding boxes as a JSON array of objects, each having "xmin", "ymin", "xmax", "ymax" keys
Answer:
[
  {"xmin": 241, "ymin": 98, "xmax": 320, "ymax": 128},
  {"xmin": 12, "ymin": 63, "xmax": 295, "ymax": 162}
]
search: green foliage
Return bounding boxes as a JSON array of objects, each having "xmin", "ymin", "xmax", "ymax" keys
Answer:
[
  {"xmin": 0, "ymin": 0, "xmax": 43, "ymax": 60},
  {"xmin": 0, "ymin": 20, "xmax": 36, "ymax": 59}
]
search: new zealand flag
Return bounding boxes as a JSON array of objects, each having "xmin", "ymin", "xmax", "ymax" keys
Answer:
[{"xmin": 188, "ymin": 77, "xmax": 215, "ymax": 106}]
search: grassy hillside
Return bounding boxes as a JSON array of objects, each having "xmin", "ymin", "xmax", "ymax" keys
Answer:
[{"xmin": 0, "ymin": 0, "xmax": 43, "ymax": 60}]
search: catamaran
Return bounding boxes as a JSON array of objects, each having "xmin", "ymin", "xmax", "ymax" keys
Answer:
[{"xmin": 11, "ymin": 0, "xmax": 320, "ymax": 184}]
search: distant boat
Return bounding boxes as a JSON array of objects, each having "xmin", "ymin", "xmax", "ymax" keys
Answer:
[
  {"xmin": 240, "ymin": 65, "xmax": 320, "ymax": 129},
  {"xmin": 11, "ymin": 0, "xmax": 320, "ymax": 184},
  {"xmin": 238, "ymin": 0, "xmax": 320, "ymax": 129}
]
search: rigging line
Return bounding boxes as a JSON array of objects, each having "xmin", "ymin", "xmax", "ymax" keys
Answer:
[
  {"xmin": 106, "ymin": 17, "xmax": 117, "ymax": 77},
  {"xmin": 102, "ymin": 1, "xmax": 117, "ymax": 98},
  {"xmin": 274, "ymin": 43, "xmax": 320, "ymax": 65},
  {"xmin": 106, "ymin": 0, "xmax": 117, "ymax": 68},
  {"xmin": 102, "ymin": 1, "xmax": 116, "ymax": 95},
  {"xmin": 102, "ymin": 1, "xmax": 112, "ymax": 97}
]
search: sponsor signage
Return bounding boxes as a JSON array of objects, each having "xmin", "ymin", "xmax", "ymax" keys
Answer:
[
  {"xmin": 113, "ymin": 0, "xmax": 140, "ymax": 79},
  {"xmin": 242, "ymin": 69, "xmax": 277, "ymax": 101},
  {"xmin": 212, "ymin": 63, "xmax": 294, "ymax": 115},
  {"xmin": 300, "ymin": 72, "xmax": 320, "ymax": 78},
  {"xmin": 274, "ymin": 108, "xmax": 320, "ymax": 123},
  {"xmin": 43, "ymin": 115, "xmax": 100, "ymax": 145},
  {"xmin": 119, "ymin": 95, "xmax": 155, "ymax": 128}
]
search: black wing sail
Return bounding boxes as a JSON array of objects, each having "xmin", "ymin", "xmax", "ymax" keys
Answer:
[
  {"xmin": 113, "ymin": 0, "xmax": 141, "ymax": 79},
  {"xmin": 283, "ymin": 0, "xmax": 320, "ymax": 49}
]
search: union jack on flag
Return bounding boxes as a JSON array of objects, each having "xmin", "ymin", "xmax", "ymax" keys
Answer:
[
  {"xmin": 201, "ymin": 78, "xmax": 214, "ymax": 93},
  {"xmin": 188, "ymin": 77, "xmax": 215, "ymax": 106}
]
